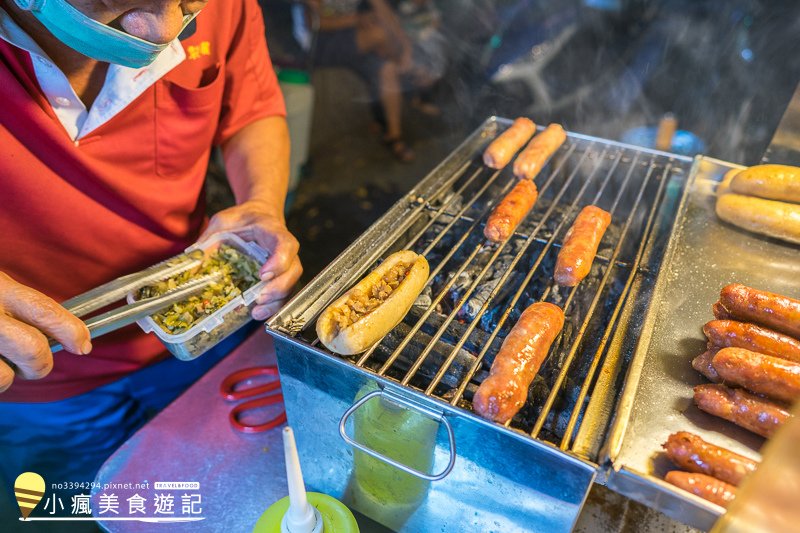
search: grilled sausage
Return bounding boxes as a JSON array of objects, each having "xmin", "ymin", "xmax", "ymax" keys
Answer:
[
  {"xmin": 512, "ymin": 124, "xmax": 567, "ymax": 180},
  {"xmin": 730, "ymin": 164, "xmax": 800, "ymax": 203},
  {"xmin": 692, "ymin": 349, "xmax": 721, "ymax": 382},
  {"xmin": 484, "ymin": 179, "xmax": 539, "ymax": 242},
  {"xmin": 712, "ymin": 301, "xmax": 732, "ymax": 320},
  {"xmin": 663, "ymin": 431, "xmax": 757, "ymax": 486},
  {"xmin": 554, "ymin": 205, "xmax": 612, "ymax": 286},
  {"xmin": 483, "ymin": 118, "xmax": 536, "ymax": 170},
  {"xmin": 704, "ymin": 320, "xmax": 800, "ymax": 363},
  {"xmin": 665, "ymin": 471, "xmax": 737, "ymax": 508},
  {"xmin": 473, "ymin": 302, "xmax": 565, "ymax": 423},
  {"xmin": 711, "ymin": 347, "xmax": 800, "ymax": 404},
  {"xmin": 717, "ymin": 284, "xmax": 800, "ymax": 340},
  {"xmin": 716, "ymin": 193, "xmax": 800, "ymax": 245},
  {"xmin": 694, "ymin": 383, "xmax": 790, "ymax": 438}
]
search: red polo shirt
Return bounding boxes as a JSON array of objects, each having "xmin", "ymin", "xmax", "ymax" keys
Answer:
[{"xmin": 0, "ymin": 0, "xmax": 286, "ymax": 402}]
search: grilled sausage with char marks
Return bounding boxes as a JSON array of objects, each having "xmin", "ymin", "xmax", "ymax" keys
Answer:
[
  {"xmin": 704, "ymin": 320, "xmax": 800, "ymax": 363},
  {"xmin": 663, "ymin": 431, "xmax": 757, "ymax": 486},
  {"xmin": 473, "ymin": 302, "xmax": 564, "ymax": 423},
  {"xmin": 484, "ymin": 180, "xmax": 538, "ymax": 242},
  {"xmin": 483, "ymin": 118, "xmax": 536, "ymax": 170},
  {"xmin": 717, "ymin": 284, "xmax": 800, "ymax": 340},
  {"xmin": 665, "ymin": 471, "xmax": 736, "ymax": 508},
  {"xmin": 712, "ymin": 347, "xmax": 800, "ymax": 404},
  {"xmin": 512, "ymin": 124, "xmax": 567, "ymax": 180},
  {"xmin": 554, "ymin": 205, "xmax": 612, "ymax": 287},
  {"xmin": 693, "ymin": 383, "xmax": 790, "ymax": 438}
]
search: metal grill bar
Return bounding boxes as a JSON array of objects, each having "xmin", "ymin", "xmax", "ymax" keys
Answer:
[
  {"xmin": 530, "ymin": 159, "xmax": 664, "ymax": 439},
  {"xmin": 491, "ymin": 153, "xmax": 644, "ymax": 432},
  {"xmin": 448, "ymin": 149, "xmax": 639, "ymax": 406},
  {"xmin": 354, "ymin": 170, "xmax": 512, "ymax": 368},
  {"xmin": 415, "ymin": 214, "xmax": 633, "ymax": 269},
  {"xmin": 356, "ymin": 142, "xmax": 581, "ymax": 370},
  {"xmin": 388, "ymin": 145, "xmax": 601, "ymax": 382},
  {"xmin": 274, "ymin": 120, "xmax": 695, "ymax": 460},
  {"xmin": 420, "ymin": 149, "xmax": 623, "ymax": 394},
  {"xmin": 296, "ymin": 160, "xmax": 478, "ymax": 336},
  {"xmin": 560, "ymin": 162, "xmax": 673, "ymax": 450},
  {"xmin": 418, "ymin": 167, "xmax": 497, "ymax": 255},
  {"xmin": 352, "ymin": 165, "xmax": 510, "ymax": 367}
]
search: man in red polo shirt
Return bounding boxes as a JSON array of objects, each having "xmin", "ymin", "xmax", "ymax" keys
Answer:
[{"xmin": 0, "ymin": 0, "xmax": 301, "ymax": 523}]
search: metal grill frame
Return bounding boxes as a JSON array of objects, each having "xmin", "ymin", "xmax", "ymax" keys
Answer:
[{"xmin": 269, "ymin": 116, "xmax": 693, "ymax": 463}]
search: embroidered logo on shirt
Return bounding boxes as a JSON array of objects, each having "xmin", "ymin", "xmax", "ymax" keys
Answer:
[{"xmin": 186, "ymin": 42, "xmax": 211, "ymax": 60}]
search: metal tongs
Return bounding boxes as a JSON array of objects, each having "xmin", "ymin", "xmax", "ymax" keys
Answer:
[{"xmin": 51, "ymin": 251, "xmax": 221, "ymax": 352}]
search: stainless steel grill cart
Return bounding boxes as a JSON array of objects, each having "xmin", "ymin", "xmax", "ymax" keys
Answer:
[{"xmin": 267, "ymin": 116, "xmax": 798, "ymax": 532}]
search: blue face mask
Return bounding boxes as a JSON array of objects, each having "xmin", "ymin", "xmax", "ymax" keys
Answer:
[{"xmin": 13, "ymin": 0, "xmax": 200, "ymax": 69}]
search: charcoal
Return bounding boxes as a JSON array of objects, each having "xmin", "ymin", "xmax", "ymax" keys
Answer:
[
  {"xmin": 413, "ymin": 285, "xmax": 433, "ymax": 309},
  {"xmin": 459, "ymin": 277, "xmax": 501, "ymax": 321},
  {"xmin": 435, "ymin": 193, "xmax": 464, "ymax": 224},
  {"xmin": 371, "ymin": 314, "xmax": 478, "ymax": 390},
  {"xmin": 477, "ymin": 271, "xmax": 524, "ymax": 331}
]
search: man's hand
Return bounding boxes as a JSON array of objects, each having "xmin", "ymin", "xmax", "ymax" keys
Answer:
[
  {"xmin": 199, "ymin": 200, "xmax": 302, "ymax": 321},
  {"xmin": 0, "ymin": 272, "xmax": 91, "ymax": 393}
]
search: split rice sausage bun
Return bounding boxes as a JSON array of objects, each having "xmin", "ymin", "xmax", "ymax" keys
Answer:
[
  {"xmin": 730, "ymin": 164, "xmax": 800, "ymax": 203},
  {"xmin": 716, "ymin": 193, "xmax": 800, "ymax": 245},
  {"xmin": 716, "ymin": 168, "xmax": 741, "ymax": 196},
  {"xmin": 316, "ymin": 251, "xmax": 429, "ymax": 355},
  {"xmin": 715, "ymin": 164, "xmax": 800, "ymax": 245}
]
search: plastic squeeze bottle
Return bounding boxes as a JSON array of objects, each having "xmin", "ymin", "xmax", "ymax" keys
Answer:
[{"xmin": 253, "ymin": 427, "xmax": 359, "ymax": 533}]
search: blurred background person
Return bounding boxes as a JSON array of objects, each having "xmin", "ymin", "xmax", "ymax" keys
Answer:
[{"xmin": 311, "ymin": 0, "xmax": 417, "ymax": 162}]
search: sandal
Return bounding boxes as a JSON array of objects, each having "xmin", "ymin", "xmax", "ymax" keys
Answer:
[{"xmin": 383, "ymin": 136, "xmax": 415, "ymax": 163}]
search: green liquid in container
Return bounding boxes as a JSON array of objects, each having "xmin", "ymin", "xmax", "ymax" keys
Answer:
[{"xmin": 350, "ymin": 385, "xmax": 438, "ymax": 523}]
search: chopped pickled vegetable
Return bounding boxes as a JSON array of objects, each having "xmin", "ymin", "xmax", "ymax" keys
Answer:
[
  {"xmin": 139, "ymin": 244, "xmax": 261, "ymax": 334},
  {"xmin": 331, "ymin": 263, "xmax": 411, "ymax": 333}
]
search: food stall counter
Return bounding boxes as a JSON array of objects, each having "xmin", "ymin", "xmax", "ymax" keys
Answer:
[{"xmin": 92, "ymin": 330, "xmax": 387, "ymax": 533}]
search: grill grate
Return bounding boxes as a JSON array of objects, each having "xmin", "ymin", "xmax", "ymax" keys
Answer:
[{"xmin": 291, "ymin": 121, "xmax": 693, "ymax": 455}]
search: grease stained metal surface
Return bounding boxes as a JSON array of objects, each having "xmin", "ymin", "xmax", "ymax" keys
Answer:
[
  {"xmin": 268, "ymin": 117, "xmax": 697, "ymax": 531},
  {"xmin": 606, "ymin": 156, "xmax": 800, "ymax": 530}
]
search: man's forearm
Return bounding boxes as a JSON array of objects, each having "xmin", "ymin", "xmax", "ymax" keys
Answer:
[
  {"xmin": 221, "ymin": 115, "xmax": 291, "ymax": 218},
  {"xmin": 208, "ymin": 115, "xmax": 301, "ymax": 320}
]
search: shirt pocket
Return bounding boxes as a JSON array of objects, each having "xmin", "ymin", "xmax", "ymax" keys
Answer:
[{"xmin": 155, "ymin": 62, "xmax": 224, "ymax": 177}]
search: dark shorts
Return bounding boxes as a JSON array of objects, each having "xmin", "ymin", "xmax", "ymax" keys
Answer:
[{"xmin": 314, "ymin": 28, "xmax": 385, "ymax": 101}]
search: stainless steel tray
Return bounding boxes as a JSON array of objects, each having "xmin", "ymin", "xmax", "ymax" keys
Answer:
[{"xmin": 604, "ymin": 156, "xmax": 800, "ymax": 530}]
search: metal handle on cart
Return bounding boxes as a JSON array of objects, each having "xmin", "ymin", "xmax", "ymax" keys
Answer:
[{"xmin": 338, "ymin": 389, "xmax": 456, "ymax": 482}]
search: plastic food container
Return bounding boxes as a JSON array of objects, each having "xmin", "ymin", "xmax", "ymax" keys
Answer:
[{"xmin": 127, "ymin": 232, "xmax": 268, "ymax": 361}]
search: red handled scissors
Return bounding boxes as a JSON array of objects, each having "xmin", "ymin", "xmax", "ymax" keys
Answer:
[{"xmin": 219, "ymin": 366, "xmax": 287, "ymax": 433}]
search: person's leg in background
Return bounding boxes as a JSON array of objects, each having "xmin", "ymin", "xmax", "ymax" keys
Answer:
[
  {"xmin": 0, "ymin": 323, "xmax": 256, "ymax": 532},
  {"xmin": 355, "ymin": 12, "xmax": 415, "ymax": 162}
]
